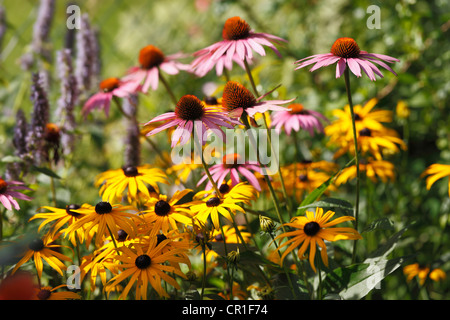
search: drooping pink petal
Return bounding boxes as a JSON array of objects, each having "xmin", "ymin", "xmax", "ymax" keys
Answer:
[
  {"xmin": 347, "ymin": 58, "xmax": 362, "ymax": 77},
  {"xmin": 336, "ymin": 58, "xmax": 347, "ymax": 78}
]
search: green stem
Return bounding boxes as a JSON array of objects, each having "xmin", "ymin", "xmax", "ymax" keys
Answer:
[
  {"xmin": 158, "ymin": 70, "xmax": 178, "ymax": 105},
  {"xmin": 244, "ymin": 58, "xmax": 259, "ymax": 96},
  {"xmin": 201, "ymin": 244, "xmax": 207, "ymax": 300},
  {"xmin": 106, "ymin": 225, "xmax": 120, "ymax": 255},
  {"xmin": 113, "ymin": 96, "xmax": 133, "ymax": 120},
  {"xmin": 344, "ymin": 68, "xmax": 360, "ymax": 264}
]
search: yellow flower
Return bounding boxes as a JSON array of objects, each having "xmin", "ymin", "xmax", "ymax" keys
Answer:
[
  {"xmin": 403, "ymin": 263, "xmax": 447, "ymax": 285},
  {"xmin": 140, "ymin": 189, "xmax": 194, "ymax": 236},
  {"xmin": 325, "ymin": 98, "xmax": 393, "ymax": 142},
  {"xmin": 421, "ymin": 163, "xmax": 450, "ymax": 197},
  {"xmin": 335, "ymin": 158, "xmax": 396, "ymax": 185},
  {"xmin": 95, "ymin": 165, "xmax": 168, "ymax": 204},
  {"xmin": 33, "ymin": 285, "xmax": 81, "ymax": 300},
  {"xmin": 11, "ymin": 233, "xmax": 72, "ymax": 280},
  {"xmin": 396, "ymin": 100, "xmax": 410, "ymax": 119},
  {"xmin": 106, "ymin": 237, "xmax": 189, "ymax": 299},
  {"xmin": 274, "ymin": 207, "xmax": 362, "ymax": 272},
  {"xmin": 64, "ymin": 202, "xmax": 140, "ymax": 247}
]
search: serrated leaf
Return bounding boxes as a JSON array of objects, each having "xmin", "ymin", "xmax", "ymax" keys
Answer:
[{"xmin": 297, "ymin": 197, "xmax": 354, "ymax": 215}]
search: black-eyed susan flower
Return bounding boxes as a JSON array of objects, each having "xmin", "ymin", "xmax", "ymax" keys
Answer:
[
  {"xmin": 11, "ymin": 233, "xmax": 72, "ymax": 280},
  {"xmin": 335, "ymin": 158, "xmax": 396, "ymax": 185},
  {"xmin": 106, "ymin": 237, "xmax": 189, "ymax": 299},
  {"xmin": 65, "ymin": 202, "xmax": 139, "ymax": 247},
  {"xmin": 140, "ymin": 189, "xmax": 194, "ymax": 236},
  {"xmin": 95, "ymin": 164, "xmax": 168, "ymax": 204},
  {"xmin": 33, "ymin": 285, "xmax": 81, "ymax": 300},
  {"xmin": 274, "ymin": 207, "xmax": 362, "ymax": 272},
  {"xmin": 403, "ymin": 263, "xmax": 447, "ymax": 285},
  {"xmin": 324, "ymin": 98, "xmax": 393, "ymax": 142},
  {"xmin": 29, "ymin": 204, "xmax": 89, "ymax": 245},
  {"xmin": 421, "ymin": 164, "xmax": 450, "ymax": 197},
  {"xmin": 190, "ymin": 191, "xmax": 245, "ymax": 230},
  {"xmin": 295, "ymin": 37, "xmax": 399, "ymax": 81},
  {"xmin": 204, "ymin": 225, "xmax": 251, "ymax": 263},
  {"xmin": 396, "ymin": 100, "xmax": 410, "ymax": 120}
]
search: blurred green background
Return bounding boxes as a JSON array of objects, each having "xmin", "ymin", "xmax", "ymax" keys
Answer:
[{"xmin": 0, "ymin": 0, "xmax": 449, "ymax": 299}]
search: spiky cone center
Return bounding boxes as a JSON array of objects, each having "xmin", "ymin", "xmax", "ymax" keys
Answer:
[
  {"xmin": 139, "ymin": 45, "xmax": 165, "ymax": 70},
  {"xmin": 330, "ymin": 37, "xmax": 361, "ymax": 58},
  {"xmin": 288, "ymin": 103, "xmax": 307, "ymax": 115},
  {"xmin": 222, "ymin": 16, "xmax": 251, "ymax": 41},
  {"xmin": 222, "ymin": 153, "xmax": 242, "ymax": 169},
  {"xmin": 303, "ymin": 221, "xmax": 320, "ymax": 236},
  {"xmin": 44, "ymin": 123, "xmax": 60, "ymax": 143},
  {"xmin": 0, "ymin": 179, "xmax": 8, "ymax": 193},
  {"xmin": 135, "ymin": 254, "xmax": 152, "ymax": 269},
  {"xmin": 222, "ymin": 81, "xmax": 256, "ymax": 113},
  {"xmin": 175, "ymin": 95, "xmax": 205, "ymax": 121},
  {"xmin": 99, "ymin": 77, "xmax": 121, "ymax": 92}
]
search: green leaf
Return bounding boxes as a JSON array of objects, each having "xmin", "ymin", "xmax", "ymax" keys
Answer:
[
  {"xmin": 31, "ymin": 166, "xmax": 61, "ymax": 179},
  {"xmin": 1, "ymin": 155, "xmax": 23, "ymax": 163},
  {"xmin": 362, "ymin": 218, "xmax": 395, "ymax": 233},
  {"xmin": 297, "ymin": 197, "xmax": 354, "ymax": 215}
]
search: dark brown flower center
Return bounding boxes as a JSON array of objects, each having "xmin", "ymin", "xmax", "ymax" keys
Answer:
[
  {"xmin": 288, "ymin": 103, "xmax": 307, "ymax": 115},
  {"xmin": 95, "ymin": 201, "xmax": 112, "ymax": 214},
  {"xmin": 28, "ymin": 238, "xmax": 44, "ymax": 252},
  {"xmin": 156, "ymin": 234, "xmax": 167, "ymax": 246},
  {"xmin": 37, "ymin": 289, "xmax": 52, "ymax": 300},
  {"xmin": 135, "ymin": 254, "xmax": 152, "ymax": 269},
  {"xmin": 139, "ymin": 45, "xmax": 165, "ymax": 69},
  {"xmin": 99, "ymin": 77, "xmax": 121, "ymax": 92},
  {"xmin": 222, "ymin": 16, "xmax": 251, "ymax": 41},
  {"xmin": 222, "ymin": 81, "xmax": 256, "ymax": 112},
  {"xmin": 154, "ymin": 200, "xmax": 171, "ymax": 216},
  {"xmin": 298, "ymin": 174, "xmax": 308, "ymax": 182},
  {"xmin": 175, "ymin": 95, "xmax": 205, "ymax": 121},
  {"xmin": 330, "ymin": 37, "xmax": 361, "ymax": 58},
  {"xmin": 0, "ymin": 179, "xmax": 8, "ymax": 193},
  {"xmin": 303, "ymin": 221, "xmax": 320, "ymax": 236},
  {"xmin": 219, "ymin": 183, "xmax": 230, "ymax": 194},
  {"xmin": 222, "ymin": 153, "xmax": 242, "ymax": 169},
  {"xmin": 204, "ymin": 96, "xmax": 218, "ymax": 105},
  {"xmin": 44, "ymin": 123, "xmax": 60, "ymax": 143},
  {"xmin": 123, "ymin": 166, "xmax": 139, "ymax": 177},
  {"xmin": 359, "ymin": 128, "xmax": 372, "ymax": 137},
  {"xmin": 214, "ymin": 234, "xmax": 224, "ymax": 241},
  {"xmin": 117, "ymin": 229, "xmax": 128, "ymax": 242},
  {"xmin": 66, "ymin": 204, "xmax": 81, "ymax": 217},
  {"xmin": 206, "ymin": 197, "xmax": 222, "ymax": 207}
]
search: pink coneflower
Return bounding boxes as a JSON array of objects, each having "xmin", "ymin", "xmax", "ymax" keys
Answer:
[
  {"xmin": 222, "ymin": 81, "xmax": 294, "ymax": 118},
  {"xmin": 144, "ymin": 95, "xmax": 241, "ymax": 148},
  {"xmin": 191, "ymin": 16, "xmax": 287, "ymax": 76},
  {"xmin": 271, "ymin": 103, "xmax": 328, "ymax": 136},
  {"xmin": 197, "ymin": 153, "xmax": 263, "ymax": 191},
  {"xmin": 0, "ymin": 177, "xmax": 32, "ymax": 210},
  {"xmin": 123, "ymin": 45, "xmax": 190, "ymax": 93},
  {"xmin": 81, "ymin": 77, "xmax": 140, "ymax": 118},
  {"xmin": 295, "ymin": 37, "xmax": 399, "ymax": 81},
  {"xmin": 191, "ymin": 52, "xmax": 252, "ymax": 78}
]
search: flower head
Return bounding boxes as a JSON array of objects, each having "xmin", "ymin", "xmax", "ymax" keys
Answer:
[
  {"xmin": 222, "ymin": 81, "xmax": 294, "ymax": 118},
  {"xmin": 335, "ymin": 158, "xmax": 396, "ymax": 185},
  {"xmin": 106, "ymin": 237, "xmax": 189, "ymax": 299},
  {"xmin": 191, "ymin": 16, "xmax": 287, "ymax": 77},
  {"xmin": 94, "ymin": 164, "xmax": 168, "ymax": 204},
  {"xmin": 0, "ymin": 177, "xmax": 32, "ymax": 211},
  {"xmin": 33, "ymin": 285, "xmax": 81, "ymax": 300},
  {"xmin": 197, "ymin": 153, "xmax": 263, "ymax": 191},
  {"xmin": 271, "ymin": 103, "xmax": 328, "ymax": 136},
  {"xmin": 403, "ymin": 263, "xmax": 447, "ymax": 285},
  {"xmin": 144, "ymin": 94, "xmax": 241, "ymax": 148},
  {"xmin": 421, "ymin": 164, "xmax": 450, "ymax": 197},
  {"xmin": 295, "ymin": 37, "xmax": 399, "ymax": 81},
  {"xmin": 123, "ymin": 45, "xmax": 190, "ymax": 93},
  {"xmin": 274, "ymin": 207, "xmax": 362, "ymax": 272},
  {"xmin": 82, "ymin": 77, "xmax": 140, "ymax": 118}
]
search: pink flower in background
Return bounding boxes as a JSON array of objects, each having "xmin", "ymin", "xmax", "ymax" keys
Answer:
[
  {"xmin": 0, "ymin": 177, "xmax": 32, "ymax": 211},
  {"xmin": 144, "ymin": 95, "xmax": 241, "ymax": 148},
  {"xmin": 191, "ymin": 52, "xmax": 252, "ymax": 78},
  {"xmin": 191, "ymin": 16, "xmax": 287, "ymax": 77},
  {"xmin": 271, "ymin": 103, "xmax": 329, "ymax": 136},
  {"xmin": 124, "ymin": 45, "xmax": 190, "ymax": 93},
  {"xmin": 222, "ymin": 81, "xmax": 295, "ymax": 118},
  {"xmin": 82, "ymin": 77, "xmax": 140, "ymax": 118},
  {"xmin": 295, "ymin": 37, "xmax": 399, "ymax": 81},
  {"xmin": 197, "ymin": 153, "xmax": 263, "ymax": 191}
]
